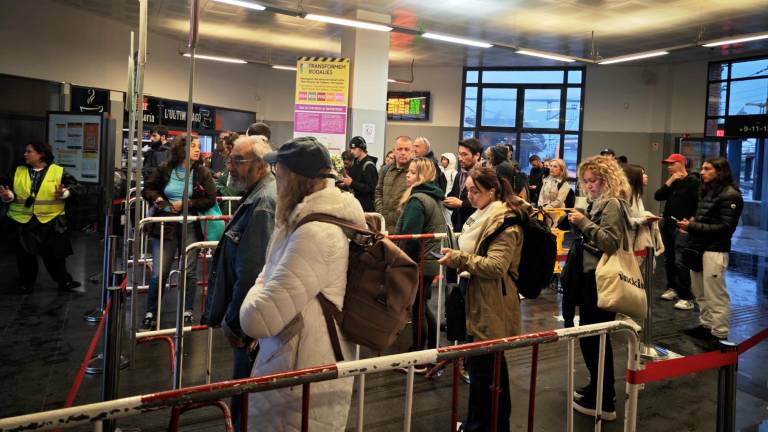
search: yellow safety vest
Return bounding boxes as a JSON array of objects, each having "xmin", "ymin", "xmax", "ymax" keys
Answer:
[{"xmin": 7, "ymin": 164, "xmax": 66, "ymax": 224}]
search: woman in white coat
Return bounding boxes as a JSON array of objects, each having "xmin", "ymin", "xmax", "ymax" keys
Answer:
[{"xmin": 239, "ymin": 137, "xmax": 366, "ymax": 432}]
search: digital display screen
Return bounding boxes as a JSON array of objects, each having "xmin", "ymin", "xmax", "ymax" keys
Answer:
[{"xmin": 387, "ymin": 91, "xmax": 430, "ymax": 121}]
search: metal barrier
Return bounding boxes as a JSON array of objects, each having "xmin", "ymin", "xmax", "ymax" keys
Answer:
[
  {"xmin": 217, "ymin": 196, "xmax": 242, "ymax": 215},
  {"xmin": 0, "ymin": 321, "xmax": 642, "ymax": 432}
]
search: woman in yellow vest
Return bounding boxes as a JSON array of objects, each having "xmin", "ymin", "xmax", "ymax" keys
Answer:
[
  {"xmin": 140, "ymin": 136, "xmax": 216, "ymax": 330},
  {"xmin": 0, "ymin": 142, "xmax": 82, "ymax": 293}
]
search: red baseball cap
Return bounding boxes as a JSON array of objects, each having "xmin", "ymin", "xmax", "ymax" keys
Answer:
[{"xmin": 662, "ymin": 153, "xmax": 686, "ymax": 164}]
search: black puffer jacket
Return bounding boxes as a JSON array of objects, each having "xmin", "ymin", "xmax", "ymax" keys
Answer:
[{"xmin": 687, "ymin": 184, "xmax": 743, "ymax": 252}]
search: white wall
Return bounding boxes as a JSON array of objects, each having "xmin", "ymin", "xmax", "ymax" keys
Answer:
[{"xmin": 0, "ymin": 0, "xmax": 295, "ymax": 120}]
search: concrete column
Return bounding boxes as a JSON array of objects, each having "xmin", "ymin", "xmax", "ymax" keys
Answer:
[{"xmin": 341, "ymin": 10, "xmax": 390, "ymax": 161}]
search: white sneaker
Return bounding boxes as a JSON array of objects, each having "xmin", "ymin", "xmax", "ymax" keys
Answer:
[
  {"xmin": 660, "ymin": 289, "xmax": 678, "ymax": 300},
  {"xmin": 674, "ymin": 299, "xmax": 695, "ymax": 310}
]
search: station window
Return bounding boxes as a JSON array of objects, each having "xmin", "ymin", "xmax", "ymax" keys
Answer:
[
  {"xmin": 704, "ymin": 55, "xmax": 768, "ymax": 202},
  {"xmin": 460, "ymin": 67, "xmax": 585, "ymax": 177}
]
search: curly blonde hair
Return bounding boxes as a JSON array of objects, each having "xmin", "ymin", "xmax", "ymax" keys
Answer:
[
  {"xmin": 399, "ymin": 158, "xmax": 436, "ymax": 210},
  {"xmin": 577, "ymin": 155, "xmax": 629, "ymax": 201}
]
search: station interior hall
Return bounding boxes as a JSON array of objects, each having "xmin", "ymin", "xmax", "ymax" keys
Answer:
[{"xmin": 1, "ymin": 0, "xmax": 768, "ymax": 431}]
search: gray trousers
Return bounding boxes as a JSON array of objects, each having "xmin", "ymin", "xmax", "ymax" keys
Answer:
[{"xmin": 690, "ymin": 252, "xmax": 730, "ymax": 338}]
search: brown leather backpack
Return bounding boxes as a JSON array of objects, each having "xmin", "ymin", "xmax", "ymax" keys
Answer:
[{"xmin": 294, "ymin": 213, "xmax": 418, "ymax": 360}]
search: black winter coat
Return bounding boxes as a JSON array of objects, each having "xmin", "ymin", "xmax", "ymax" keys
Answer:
[{"xmin": 688, "ymin": 184, "xmax": 743, "ymax": 252}]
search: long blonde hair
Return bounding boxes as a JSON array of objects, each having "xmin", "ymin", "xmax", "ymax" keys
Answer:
[
  {"xmin": 577, "ymin": 155, "xmax": 630, "ymax": 201},
  {"xmin": 399, "ymin": 158, "xmax": 436, "ymax": 210},
  {"xmin": 548, "ymin": 158, "xmax": 569, "ymax": 181},
  {"xmin": 275, "ymin": 168, "xmax": 328, "ymax": 228}
]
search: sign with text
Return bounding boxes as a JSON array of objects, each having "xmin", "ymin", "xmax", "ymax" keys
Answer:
[
  {"xmin": 46, "ymin": 112, "xmax": 103, "ymax": 183},
  {"xmin": 293, "ymin": 57, "xmax": 350, "ymax": 154},
  {"xmin": 724, "ymin": 115, "xmax": 768, "ymax": 138},
  {"xmin": 126, "ymin": 96, "xmax": 216, "ymax": 131}
]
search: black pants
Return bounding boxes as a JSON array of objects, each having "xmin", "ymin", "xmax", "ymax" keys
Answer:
[
  {"xmin": 17, "ymin": 248, "xmax": 73, "ymax": 289},
  {"xmin": 465, "ymin": 352, "xmax": 511, "ymax": 432},
  {"xmin": 661, "ymin": 224, "xmax": 693, "ymax": 300},
  {"xmin": 410, "ymin": 275, "xmax": 437, "ymax": 351},
  {"xmin": 578, "ymin": 271, "xmax": 616, "ymax": 406}
]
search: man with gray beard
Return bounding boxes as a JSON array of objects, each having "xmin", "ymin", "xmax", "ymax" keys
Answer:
[{"xmin": 202, "ymin": 135, "xmax": 276, "ymax": 429}]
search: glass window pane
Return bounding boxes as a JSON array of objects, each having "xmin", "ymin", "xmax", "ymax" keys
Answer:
[
  {"xmin": 727, "ymin": 138, "xmax": 757, "ymax": 201},
  {"xmin": 519, "ymin": 133, "xmax": 561, "ymax": 174},
  {"xmin": 708, "ymin": 63, "xmax": 728, "ymax": 81},
  {"xmin": 478, "ymin": 131, "xmax": 516, "ymax": 154},
  {"xmin": 565, "ymin": 88, "xmax": 581, "ymax": 131},
  {"xmin": 522, "ymin": 89, "xmax": 561, "ymax": 129},
  {"xmin": 679, "ymin": 140, "xmax": 721, "ymax": 172},
  {"xmin": 483, "ymin": 70, "xmax": 565, "ymax": 84},
  {"xmin": 464, "ymin": 87, "xmax": 478, "ymax": 127},
  {"xmin": 567, "ymin": 70, "xmax": 583, "ymax": 84},
  {"xmin": 466, "ymin": 70, "xmax": 479, "ymax": 83},
  {"xmin": 481, "ymin": 88, "xmax": 517, "ymax": 127},
  {"xmin": 705, "ymin": 118, "xmax": 725, "ymax": 137},
  {"xmin": 728, "ymin": 78, "xmax": 768, "ymax": 115},
  {"xmin": 462, "ymin": 130, "xmax": 475, "ymax": 140},
  {"xmin": 707, "ymin": 82, "xmax": 727, "ymax": 116},
  {"xmin": 731, "ymin": 59, "xmax": 768, "ymax": 79},
  {"xmin": 564, "ymin": 135, "xmax": 579, "ymax": 177}
]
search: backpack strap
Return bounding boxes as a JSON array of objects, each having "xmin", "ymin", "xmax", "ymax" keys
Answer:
[
  {"xmin": 294, "ymin": 213, "xmax": 380, "ymax": 246},
  {"xmin": 317, "ymin": 294, "xmax": 345, "ymax": 362}
]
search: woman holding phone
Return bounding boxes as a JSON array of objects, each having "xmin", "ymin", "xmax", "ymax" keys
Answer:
[
  {"xmin": 141, "ymin": 136, "xmax": 216, "ymax": 330},
  {"xmin": 566, "ymin": 155, "xmax": 630, "ymax": 421},
  {"xmin": 395, "ymin": 157, "xmax": 445, "ymax": 360},
  {"xmin": 437, "ymin": 167, "xmax": 526, "ymax": 432}
]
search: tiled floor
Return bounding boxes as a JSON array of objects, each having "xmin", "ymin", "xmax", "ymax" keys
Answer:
[{"xmin": 0, "ymin": 229, "xmax": 767, "ymax": 431}]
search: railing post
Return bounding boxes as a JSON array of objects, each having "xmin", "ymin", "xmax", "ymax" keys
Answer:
[
  {"xmin": 102, "ymin": 271, "xmax": 126, "ymax": 432},
  {"xmin": 640, "ymin": 246, "xmax": 667, "ymax": 359},
  {"xmin": 85, "ymin": 222, "xmax": 115, "ymax": 322},
  {"xmin": 716, "ymin": 341, "xmax": 738, "ymax": 432}
]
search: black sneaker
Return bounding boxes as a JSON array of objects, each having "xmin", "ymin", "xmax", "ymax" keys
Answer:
[
  {"xmin": 573, "ymin": 384, "xmax": 591, "ymax": 400},
  {"xmin": 183, "ymin": 311, "xmax": 194, "ymax": 325},
  {"xmin": 682, "ymin": 325, "xmax": 713, "ymax": 340},
  {"xmin": 573, "ymin": 397, "xmax": 617, "ymax": 421},
  {"xmin": 141, "ymin": 313, "xmax": 156, "ymax": 331},
  {"xmin": 60, "ymin": 280, "xmax": 85, "ymax": 294}
]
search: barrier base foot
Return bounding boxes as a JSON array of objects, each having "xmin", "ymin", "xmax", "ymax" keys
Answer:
[
  {"xmin": 85, "ymin": 353, "xmax": 130, "ymax": 375},
  {"xmin": 639, "ymin": 343, "xmax": 668, "ymax": 360},
  {"xmin": 83, "ymin": 309, "xmax": 104, "ymax": 323}
]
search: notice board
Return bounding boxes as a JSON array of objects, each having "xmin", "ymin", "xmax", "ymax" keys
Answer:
[{"xmin": 46, "ymin": 112, "xmax": 104, "ymax": 183}]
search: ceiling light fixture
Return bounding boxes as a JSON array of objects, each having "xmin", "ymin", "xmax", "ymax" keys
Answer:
[
  {"xmin": 702, "ymin": 32, "xmax": 768, "ymax": 47},
  {"xmin": 272, "ymin": 65, "xmax": 297, "ymax": 71},
  {"xmin": 598, "ymin": 50, "xmax": 669, "ymax": 65},
  {"xmin": 422, "ymin": 32, "xmax": 493, "ymax": 48},
  {"xmin": 516, "ymin": 50, "xmax": 575, "ymax": 63},
  {"xmin": 183, "ymin": 53, "xmax": 247, "ymax": 64},
  {"xmin": 304, "ymin": 14, "xmax": 392, "ymax": 32},
  {"xmin": 212, "ymin": 0, "xmax": 266, "ymax": 11}
]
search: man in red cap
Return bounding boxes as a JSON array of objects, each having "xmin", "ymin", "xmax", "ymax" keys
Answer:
[{"xmin": 654, "ymin": 153, "xmax": 701, "ymax": 310}]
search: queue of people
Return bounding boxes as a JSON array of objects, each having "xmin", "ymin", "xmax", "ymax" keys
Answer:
[{"xmin": 1, "ymin": 126, "xmax": 746, "ymax": 431}]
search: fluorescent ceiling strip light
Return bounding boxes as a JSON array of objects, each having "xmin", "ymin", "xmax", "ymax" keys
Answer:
[
  {"xmin": 183, "ymin": 53, "xmax": 247, "ymax": 64},
  {"xmin": 598, "ymin": 51, "xmax": 669, "ymax": 65},
  {"xmin": 272, "ymin": 65, "xmax": 297, "ymax": 71},
  {"xmin": 304, "ymin": 14, "xmax": 392, "ymax": 32},
  {"xmin": 212, "ymin": 0, "xmax": 266, "ymax": 11},
  {"xmin": 702, "ymin": 33, "xmax": 768, "ymax": 47},
  {"xmin": 422, "ymin": 32, "xmax": 493, "ymax": 48},
  {"xmin": 516, "ymin": 49, "xmax": 575, "ymax": 63}
]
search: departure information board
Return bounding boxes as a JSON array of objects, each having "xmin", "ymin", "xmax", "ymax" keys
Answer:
[{"xmin": 387, "ymin": 91, "xmax": 430, "ymax": 121}]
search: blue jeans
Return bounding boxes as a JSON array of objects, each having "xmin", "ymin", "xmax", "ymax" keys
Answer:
[{"xmin": 144, "ymin": 225, "xmax": 199, "ymax": 316}]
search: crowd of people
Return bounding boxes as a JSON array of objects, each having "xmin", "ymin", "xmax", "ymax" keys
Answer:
[{"xmin": 0, "ymin": 123, "xmax": 745, "ymax": 430}]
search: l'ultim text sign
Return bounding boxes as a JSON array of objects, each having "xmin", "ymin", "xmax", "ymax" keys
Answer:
[
  {"xmin": 127, "ymin": 96, "xmax": 216, "ymax": 130},
  {"xmin": 724, "ymin": 115, "xmax": 768, "ymax": 138}
]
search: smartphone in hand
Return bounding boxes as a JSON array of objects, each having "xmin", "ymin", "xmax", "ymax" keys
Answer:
[{"xmin": 430, "ymin": 251, "xmax": 445, "ymax": 259}]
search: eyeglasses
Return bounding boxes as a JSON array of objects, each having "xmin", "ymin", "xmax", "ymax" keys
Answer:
[{"xmin": 226, "ymin": 157, "xmax": 253, "ymax": 166}]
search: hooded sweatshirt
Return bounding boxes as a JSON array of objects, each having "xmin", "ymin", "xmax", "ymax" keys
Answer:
[
  {"xmin": 440, "ymin": 152, "xmax": 458, "ymax": 192},
  {"xmin": 395, "ymin": 181, "xmax": 447, "ymax": 276}
]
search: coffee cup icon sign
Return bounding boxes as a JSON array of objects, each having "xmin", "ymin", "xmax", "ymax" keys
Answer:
[{"xmin": 79, "ymin": 89, "xmax": 104, "ymax": 113}]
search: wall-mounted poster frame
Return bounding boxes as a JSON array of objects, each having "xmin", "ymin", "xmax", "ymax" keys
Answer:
[{"xmin": 46, "ymin": 111, "xmax": 105, "ymax": 184}]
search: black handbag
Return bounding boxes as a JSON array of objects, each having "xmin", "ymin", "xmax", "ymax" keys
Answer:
[
  {"xmin": 445, "ymin": 281, "xmax": 467, "ymax": 342},
  {"xmin": 681, "ymin": 248, "xmax": 703, "ymax": 272}
]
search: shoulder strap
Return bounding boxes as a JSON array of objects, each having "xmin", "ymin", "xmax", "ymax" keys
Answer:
[
  {"xmin": 478, "ymin": 216, "xmax": 520, "ymax": 256},
  {"xmin": 317, "ymin": 294, "xmax": 344, "ymax": 362},
  {"xmin": 362, "ymin": 160, "xmax": 375, "ymax": 172},
  {"xmin": 295, "ymin": 213, "xmax": 374, "ymax": 236},
  {"xmin": 557, "ymin": 179, "xmax": 566, "ymax": 189}
]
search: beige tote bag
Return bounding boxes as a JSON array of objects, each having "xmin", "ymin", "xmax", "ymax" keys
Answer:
[{"xmin": 595, "ymin": 203, "xmax": 648, "ymax": 319}]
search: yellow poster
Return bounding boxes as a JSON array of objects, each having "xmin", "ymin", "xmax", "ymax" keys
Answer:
[{"xmin": 294, "ymin": 57, "xmax": 350, "ymax": 106}]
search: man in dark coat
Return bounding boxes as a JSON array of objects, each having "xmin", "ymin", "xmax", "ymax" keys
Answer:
[
  {"xmin": 342, "ymin": 136, "xmax": 378, "ymax": 212},
  {"xmin": 202, "ymin": 135, "xmax": 276, "ymax": 429},
  {"xmin": 142, "ymin": 125, "xmax": 171, "ymax": 179},
  {"xmin": 445, "ymin": 138, "xmax": 482, "ymax": 232},
  {"xmin": 414, "ymin": 136, "xmax": 448, "ymax": 192}
]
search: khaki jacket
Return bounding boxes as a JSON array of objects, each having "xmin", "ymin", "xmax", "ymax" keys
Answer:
[{"xmin": 446, "ymin": 205, "xmax": 522, "ymax": 340}]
